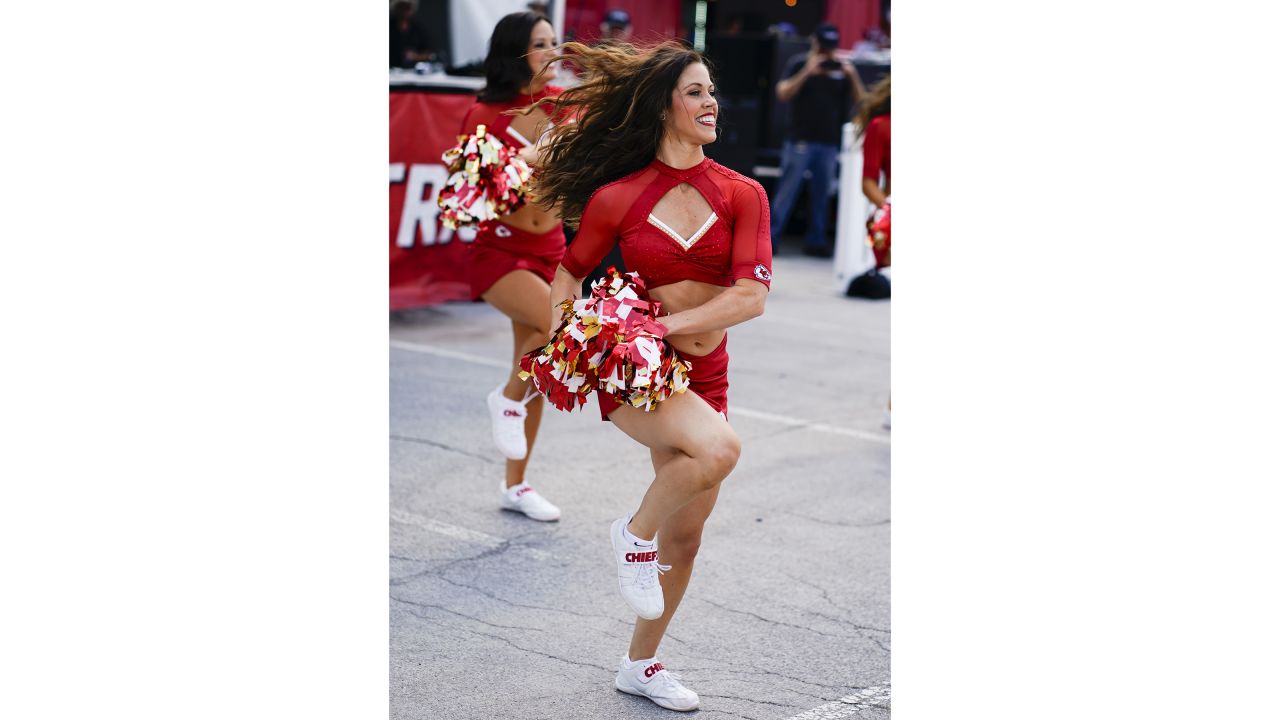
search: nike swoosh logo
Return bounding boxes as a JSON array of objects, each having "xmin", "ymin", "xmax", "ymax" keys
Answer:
[{"xmin": 633, "ymin": 542, "xmax": 654, "ymax": 548}]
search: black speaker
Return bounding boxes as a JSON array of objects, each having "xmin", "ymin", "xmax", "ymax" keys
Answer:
[
  {"xmin": 702, "ymin": 33, "xmax": 776, "ymax": 177},
  {"xmin": 705, "ymin": 94, "xmax": 760, "ymax": 176},
  {"xmin": 703, "ymin": 33, "xmax": 773, "ymax": 97}
]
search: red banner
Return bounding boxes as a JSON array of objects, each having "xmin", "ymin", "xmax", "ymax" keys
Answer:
[
  {"xmin": 826, "ymin": 0, "xmax": 884, "ymax": 49},
  {"xmin": 390, "ymin": 90, "xmax": 478, "ymax": 310}
]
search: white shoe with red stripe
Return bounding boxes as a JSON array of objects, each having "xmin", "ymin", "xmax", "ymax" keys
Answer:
[
  {"xmin": 500, "ymin": 482, "xmax": 560, "ymax": 522},
  {"xmin": 610, "ymin": 517, "xmax": 667, "ymax": 620},
  {"xmin": 614, "ymin": 656, "xmax": 699, "ymax": 711},
  {"xmin": 486, "ymin": 384, "xmax": 536, "ymax": 460}
]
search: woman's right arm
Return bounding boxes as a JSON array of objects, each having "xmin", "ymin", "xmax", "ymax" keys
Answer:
[
  {"xmin": 548, "ymin": 265, "xmax": 583, "ymax": 334},
  {"xmin": 549, "ymin": 188, "xmax": 622, "ymax": 333},
  {"xmin": 776, "ymin": 54, "xmax": 818, "ymax": 102},
  {"xmin": 862, "ymin": 178, "xmax": 887, "ymax": 209}
]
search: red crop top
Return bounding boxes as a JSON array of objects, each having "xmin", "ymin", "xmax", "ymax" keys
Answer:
[
  {"xmin": 862, "ymin": 114, "xmax": 891, "ymax": 184},
  {"xmin": 560, "ymin": 157, "xmax": 773, "ymax": 290},
  {"xmin": 459, "ymin": 85, "xmax": 566, "ymax": 150}
]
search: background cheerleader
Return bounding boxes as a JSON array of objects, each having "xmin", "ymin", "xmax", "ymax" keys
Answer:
[{"xmin": 459, "ymin": 11, "xmax": 567, "ymax": 522}]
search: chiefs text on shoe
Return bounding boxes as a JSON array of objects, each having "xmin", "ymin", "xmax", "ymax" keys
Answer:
[
  {"xmin": 610, "ymin": 517, "xmax": 667, "ymax": 620},
  {"xmin": 486, "ymin": 384, "xmax": 535, "ymax": 460},
  {"xmin": 614, "ymin": 656, "xmax": 699, "ymax": 711},
  {"xmin": 500, "ymin": 482, "xmax": 561, "ymax": 522}
]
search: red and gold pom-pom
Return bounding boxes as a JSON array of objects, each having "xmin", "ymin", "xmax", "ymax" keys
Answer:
[
  {"xmin": 518, "ymin": 268, "xmax": 691, "ymax": 412},
  {"xmin": 436, "ymin": 124, "xmax": 533, "ymax": 229},
  {"xmin": 867, "ymin": 202, "xmax": 891, "ymax": 268}
]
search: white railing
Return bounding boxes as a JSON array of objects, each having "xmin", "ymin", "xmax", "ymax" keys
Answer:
[{"xmin": 833, "ymin": 121, "xmax": 883, "ymax": 293}]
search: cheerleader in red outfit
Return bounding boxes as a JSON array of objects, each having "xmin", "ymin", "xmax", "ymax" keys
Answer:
[
  {"xmin": 534, "ymin": 41, "xmax": 771, "ymax": 711},
  {"xmin": 857, "ymin": 75, "xmax": 891, "ymax": 211},
  {"xmin": 464, "ymin": 11, "xmax": 568, "ymax": 521}
]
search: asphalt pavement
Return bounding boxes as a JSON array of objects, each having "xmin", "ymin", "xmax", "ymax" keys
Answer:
[{"xmin": 390, "ymin": 254, "xmax": 891, "ymax": 720}]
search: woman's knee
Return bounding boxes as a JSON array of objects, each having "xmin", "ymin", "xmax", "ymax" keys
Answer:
[{"xmin": 695, "ymin": 430, "xmax": 740, "ymax": 489}]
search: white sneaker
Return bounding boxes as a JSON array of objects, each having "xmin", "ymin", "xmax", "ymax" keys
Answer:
[
  {"xmin": 486, "ymin": 384, "xmax": 536, "ymax": 460},
  {"xmin": 614, "ymin": 656, "xmax": 699, "ymax": 711},
  {"xmin": 610, "ymin": 517, "xmax": 667, "ymax": 620},
  {"xmin": 500, "ymin": 482, "xmax": 561, "ymax": 522}
]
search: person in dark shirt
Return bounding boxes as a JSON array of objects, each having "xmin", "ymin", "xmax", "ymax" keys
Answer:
[
  {"xmin": 770, "ymin": 23, "xmax": 865, "ymax": 256},
  {"xmin": 390, "ymin": 1, "xmax": 433, "ymax": 69}
]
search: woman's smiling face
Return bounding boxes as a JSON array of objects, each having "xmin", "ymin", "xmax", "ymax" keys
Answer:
[
  {"xmin": 526, "ymin": 20, "xmax": 557, "ymax": 88},
  {"xmin": 665, "ymin": 62, "xmax": 718, "ymax": 146}
]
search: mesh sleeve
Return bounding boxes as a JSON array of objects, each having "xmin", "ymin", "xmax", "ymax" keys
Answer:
[
  {"xmin": 728, "ymin": 177, "xmax": 773, "ymax": 289},
  {"xmin": 560, "ymin": 187, "xmax": 621, "ymax": 278},
  {"xmin": 459, "ymin": 102, "xmax": 508, "ymax": 138}
]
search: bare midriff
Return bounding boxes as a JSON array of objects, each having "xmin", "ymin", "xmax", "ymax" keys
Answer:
[
  {"xmin": 650, "ymin": 280, "xmax": 728, "ymax": 357},
  {"xmin": 500, "ymin": 201, "xmax": 558, "ymax": 234},
  {"xmin": 500, "ymin": 105, "xmax": 559, "ymax": 234}
]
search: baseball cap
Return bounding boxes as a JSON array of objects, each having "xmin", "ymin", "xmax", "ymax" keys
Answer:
[
  {"xmin": 814, "ymin": 23, "xmax": 840, "ymax": 49},
  {"xmin": 603, "ymin": 9, "xmax": 631, "ymax": 28}
]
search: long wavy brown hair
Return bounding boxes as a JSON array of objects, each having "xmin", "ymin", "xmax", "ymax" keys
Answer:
[
  {"xmin": 855, "ymin": 74, "xmax": 890, "ymax": 138},
  {"xmin": 515, "ymin": 40, "xmax": 712, "ymax": 228}
]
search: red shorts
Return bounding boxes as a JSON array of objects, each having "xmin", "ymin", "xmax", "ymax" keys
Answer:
[
  {"xmin": 467, "ymin": 221, "xmax": 567, "ymax": 300},
  {"xmin": 597, "ymin": 334, "xmax": 730, "ymax": 421}
]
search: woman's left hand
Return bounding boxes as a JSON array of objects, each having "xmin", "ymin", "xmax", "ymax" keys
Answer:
[
  {"xmin": 637, "ymin": 317, "xmax": 668, "ymax": 339},
  {"xmin": 517, "ymin": 144, "xmax": 540, "ymax": 168}
]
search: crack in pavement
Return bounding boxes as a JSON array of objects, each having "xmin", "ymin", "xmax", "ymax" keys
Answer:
[
  {"xmin": 402, "ymin": 611, "xmax": 616, "ymax": 674},
  {"xmin": 692, "ymin": 678, "xmax": 827, "ymax": 703},
  {"xmin": 757, "ymin": 601, "xmax": 889, "ymax": 653},
  {"xmin": 390, "ymin": 434, "xmax": 497, "ymax": 464},
  {"xmin": 388, "ymin": 523, "xmax": 557, "ymax": 581},
  {"xmin": 780, "ymin": 571, "xmax": 856, "ymax": 617},
  {"xmin": 389, "ymin": 554, "xmax": 438, "ymax": 585},
  {"xmin": 766, "ymin": 575, "xmax": 890, "ymax": 652},
  {"xmin": 424, "ymin": 573, "xmax": 635, "ymax": 641},
  {"xmin": 389, "ymin": 537, "xmax": 692, "ymax": 648},
  {"xmin": 699, "ymin": 693, "xmax": 798, "ymax": 711},
  {"xmin": 389, "ymin": 567, "xmax": 437, "ymax": 585},
  {"xmin": 419, "ymin": 538, "xmax": 520, "ymax": 575},
  {"xmin": 759, "ymin": 595, "xmax": 890, "ymax": 636},
  {"xmin": 390, "ymin": 511, "xmax": 554, "ymax": 565},
  {"xmin": 390, "ymin": 595, "xmax": 548, "ymax": 633},
  {"xmin": 697, "ymin": 598, "xmax": 867, "ymax": 642},
  {"xmin": 672, "ymin": 663, "xmax": 851, "ymax": 694},
  {"xmin": 694, "ymin": 709, "xmax": 766, "ymax": 720},
  {"xmin": 390, "ymin": 553, "xmax": 429, "ymax": 563}
]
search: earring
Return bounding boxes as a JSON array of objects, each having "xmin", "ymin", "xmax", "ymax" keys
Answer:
[{"xmin": 660, "ymin": 112, "xmax": 666, "ymax": 121}]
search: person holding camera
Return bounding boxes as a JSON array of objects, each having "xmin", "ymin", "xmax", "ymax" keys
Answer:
[{"xmin": 770, "ymin": 23, "xmax": 865, "ymax": 257}]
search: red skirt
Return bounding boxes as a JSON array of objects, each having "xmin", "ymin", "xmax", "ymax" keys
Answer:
[
  {"xmin": 467, "ymin": 221, "xmax": 566, "ymax": 300},
  {"xmin": 597, "ymin": 334, "xmax": 730, "ymax": 421}
]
